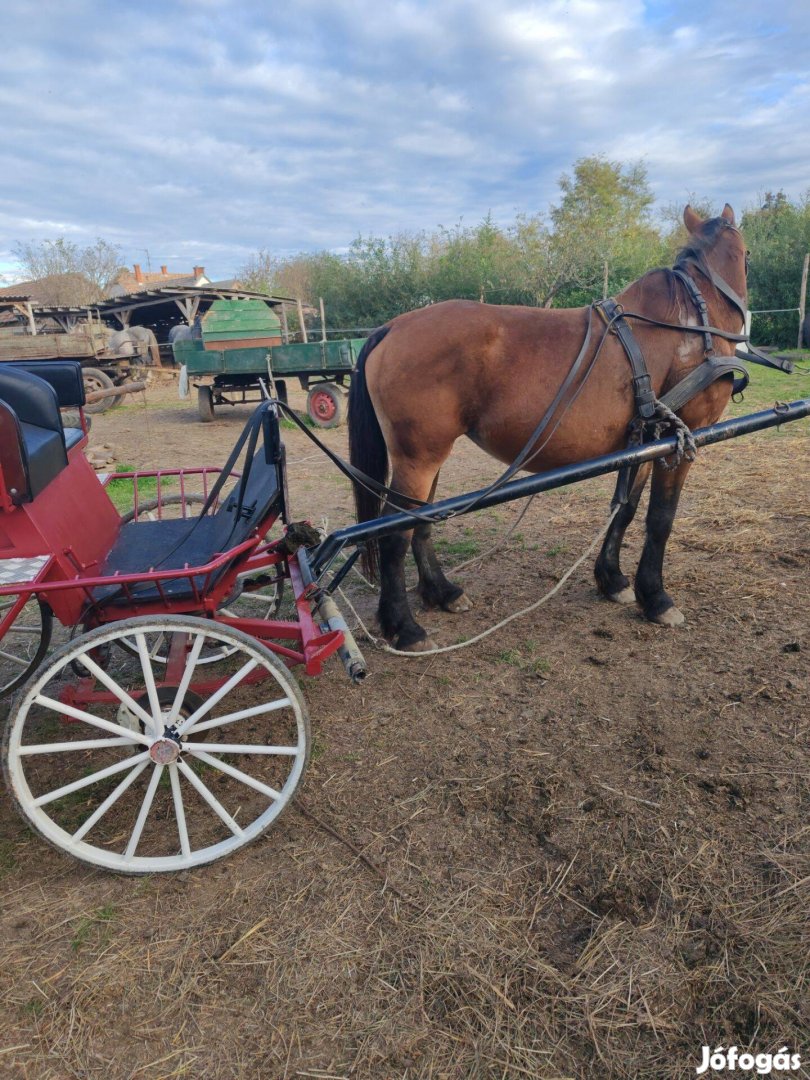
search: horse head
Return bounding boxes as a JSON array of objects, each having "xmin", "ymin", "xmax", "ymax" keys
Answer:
[{"xmin": 679, "ymin": 204, "xmax": 748, "ymax": 328}]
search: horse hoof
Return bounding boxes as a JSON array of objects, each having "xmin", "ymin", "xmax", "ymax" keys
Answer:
[
  {"xmin": 652, "ymin": 606, "xmax": 685, "ymax": 628},
  {"xmin": 607, "ymin": 587, "xmax": 635, "ymax": 606},
  {"xmin": 444, "ymin": 593, "xmax": 472, "ymax": 614},
  {"xmin": 397, "ymin": 637, "xmax": 437, "ymax": 653}
]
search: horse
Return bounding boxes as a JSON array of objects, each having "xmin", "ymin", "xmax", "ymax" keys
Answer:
[{"xmin": 347, "ymin": 204, "xmax": 748, "ymax": 651}]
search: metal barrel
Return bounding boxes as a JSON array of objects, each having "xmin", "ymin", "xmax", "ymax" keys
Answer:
[{"xmin": 315, "ymin": 592, "xmax": 368, "ymax": 683}]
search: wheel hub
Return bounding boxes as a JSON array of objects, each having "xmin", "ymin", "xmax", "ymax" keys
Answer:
[{"xmin": 149, "ymin": 737, "xmax": 181, "ymax": 764}]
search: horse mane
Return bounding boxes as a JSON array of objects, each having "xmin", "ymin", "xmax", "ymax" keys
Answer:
[{"xmin": 674, "ymin": 216, "xmax": 729, "ymax": 267}]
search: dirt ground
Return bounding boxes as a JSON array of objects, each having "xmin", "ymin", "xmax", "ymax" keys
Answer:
[{"xmin": 0, "ymin": 374, "xmax": 808, "ymax": 1079}]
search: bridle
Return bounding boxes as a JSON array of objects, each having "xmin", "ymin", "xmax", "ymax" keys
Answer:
[{"xmin": 673, "ymin": 220, "xmax": 749, "ymax": 333}]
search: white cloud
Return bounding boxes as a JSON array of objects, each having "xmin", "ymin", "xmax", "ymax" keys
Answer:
[{"xmin": 0, "ymin": 0, "xmax": 808, "ymax": 277}]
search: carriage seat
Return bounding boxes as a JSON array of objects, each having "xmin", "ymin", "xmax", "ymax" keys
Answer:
[
  {"xmin": 95, "ymin": 422, "xmax": 285, "ymax": 603},
  {"xmin": 5, "ymin": 361, "xmax": 86, "ymax": 451},
  {"xmin": 0, "ymin": 366, "xmax": 73, "ymax": 504}
]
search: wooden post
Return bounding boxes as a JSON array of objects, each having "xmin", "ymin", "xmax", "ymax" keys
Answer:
[
  {"xmin": 26, "ymin": 302, "xmax": 36, "ymax": 336},
  {"xmin": 798, "ymin": 252, "xmax": 809, "ymax": 349},
  {"xmin": 279, "ymin": 304, "xmax": 289, "ymax": 345},
  {"xmin": 319, "ymin": 297, "xmax": 327, "ymax": 342},
  {"xmin": 297, "ymin": 299, "xmax": 308, "ymax": 343}
]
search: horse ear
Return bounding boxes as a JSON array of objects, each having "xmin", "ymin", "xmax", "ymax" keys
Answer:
[
  {"xmin": 683, "ymin": 205, "xmax": 703, "ymax": 234},
  {"xmin": 721, "ymin": 203, "xmax": 736, "ymax": 225}
]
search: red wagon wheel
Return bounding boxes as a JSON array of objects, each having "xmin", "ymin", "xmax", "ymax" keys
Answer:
[{"xmin": 306, "ymin": 383, "xmax": 345, "ymax": 429}]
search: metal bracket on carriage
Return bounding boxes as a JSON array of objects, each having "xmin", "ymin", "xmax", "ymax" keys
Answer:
[{"xmin": 277, "ymin": 521, "xmax": 322, "ymax": 556}]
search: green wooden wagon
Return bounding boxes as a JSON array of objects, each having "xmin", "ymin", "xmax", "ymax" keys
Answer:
[{"xmin": 173, "ymin": 299, "xmax": 365, "ymax": 427}]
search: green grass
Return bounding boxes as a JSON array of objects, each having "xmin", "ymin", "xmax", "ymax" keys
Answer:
[
  {"xmin": 0, "ymin": 839, "xmax": 17, "ymax": 880},
  {"xmin": 434, "ymin": 536, "xmax": 481, "ymax": 559},
  {"xmin": 726, "ymin": 351, "xmax": 810, "ymax": 418},
  {"xmin": 71, "ymin": 904, "xmax": 117, "ymax": 953},
  {"xmin": 280, "ymin": 412, "xmax": 317, "ymax": 430},
  {"xmin": 105, "ymin": 463, "xmax": 173, "ymax": 512}
]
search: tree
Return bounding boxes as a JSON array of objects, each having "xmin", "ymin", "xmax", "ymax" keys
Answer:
[
  {"xmin": 741, "ymin": 191, "xmax": 810, "ymax": 347},
  {"xmin": 549, "ymin": 156, "xmax": 662, "ymax": 305},
  {"xmin": 12, "ymin": 237, "xmax": 125, "ymax": 304}
]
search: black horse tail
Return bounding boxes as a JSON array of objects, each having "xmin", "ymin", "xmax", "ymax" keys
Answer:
[{"xmin": 348, "ymin": 325, "xmax": 391, "ymax": 580}]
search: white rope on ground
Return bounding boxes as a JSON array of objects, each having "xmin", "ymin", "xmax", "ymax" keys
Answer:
[
  {"xmin": 344, "ymin": 493, "xmax": 539, "ymax": 592},
  {"xmin": 335, "ymin": 503, "xmax": 621, "ymax": 658}
]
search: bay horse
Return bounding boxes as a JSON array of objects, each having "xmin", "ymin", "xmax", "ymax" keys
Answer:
[{"xmin": 348, "ymin": 205, "xmax": 748, "ymax": 651}]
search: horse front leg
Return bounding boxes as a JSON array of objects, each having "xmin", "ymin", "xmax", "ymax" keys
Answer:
[
  {"xmin": 411, "ymin": 473, "xmax": 471, "ymax": 614},
  {"xmin": 594, "ymin": 462, "xmax": 652, "ymax": 604},
  {"xmin": 635, "ymin": 459, "xmax": 691, "ymax": 626}
]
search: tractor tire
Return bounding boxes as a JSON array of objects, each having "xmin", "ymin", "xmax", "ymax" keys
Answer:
[
  {"xmin": 306, "ymin": 383, "xmax": 346, "ymax": 428},
  {"xmin": 83, "ymin": 368, "xmax": 120, "ymax": 414},
  {"xmin": 198, "ymin": 385, "xmax": 216, "ymax": 422}
]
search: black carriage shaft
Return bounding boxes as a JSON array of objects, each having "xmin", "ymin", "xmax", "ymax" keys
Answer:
[{"xmin": 310, "ymin": 399, "xmax": 810, "ymax": 575}]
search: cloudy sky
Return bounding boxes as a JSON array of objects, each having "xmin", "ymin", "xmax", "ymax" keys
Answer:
[{"xmin": 1, "ymin": 0, "xmax": 808, "ymax": 283}]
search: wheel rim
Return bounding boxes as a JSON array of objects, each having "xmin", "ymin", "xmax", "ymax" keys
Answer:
[
  {"xmin": 0, "ymin": 598, "xmax": 51, "ymax": 697},
  {"xmin": 309, "ymin": 389, "xmax": 337, "ymax": 422},
  {"xmin": 115, "ymin": 570, "xmax": 281, "ymax": 666},
  {"xmin": 4, "ymin": 617, "xmax": 309, "ymax": 872}
]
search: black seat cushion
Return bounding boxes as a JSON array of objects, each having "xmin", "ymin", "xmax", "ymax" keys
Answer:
[
  {"xmin": 17, "ymin": 423, "xmax": 68, "ymax": 497},
  {"xmin": 64, "ymin": 427, "xmax": 85, "ymax": 451},
  {"xmin": 94, "ymin": 446, "xmax": 283, "ymax": 605}
]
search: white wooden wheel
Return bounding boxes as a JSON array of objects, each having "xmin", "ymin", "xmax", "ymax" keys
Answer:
[{"xmin": 3, "ymin": 615, "xmax": 310, "ymax": 873}]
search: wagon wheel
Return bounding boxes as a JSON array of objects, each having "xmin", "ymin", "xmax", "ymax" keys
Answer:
[
  {"xmin": 83, "ymin": 368, "xmax": 122, "ymax": 414},
  {"xmin": 0, "ymin": 597, "xmax": 52, "ymax": 699},
  {"xmin": 119, "ymin": 492, "xmax": 208, "ymax": 524},
  {"xmin": 306, "ymin": 383, "xmax": 345, "ymax": 428},
  {"xmin": 3, "ymin": 615, "xmax": 310, "ymax": 873},
  {"xmin": 198, "ymin": 386, "xmax": 216, "ymax": 423}
]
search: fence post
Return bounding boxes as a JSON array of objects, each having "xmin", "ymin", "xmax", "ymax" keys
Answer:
[{"xmin": 799, "ymin": 253, "xmax": 809, "ymax": 349}]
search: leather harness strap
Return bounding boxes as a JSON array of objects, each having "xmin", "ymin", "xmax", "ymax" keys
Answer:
[{"xmin": 594, "ymin": 298, "xmax": 658, "ymax": 419}]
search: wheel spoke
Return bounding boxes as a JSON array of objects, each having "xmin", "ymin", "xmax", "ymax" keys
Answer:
[
  {"xmin": 185, "ymin": 749, "xmax": 282, "ymax": 801},
  {"xmin": 76, "ymin": 654, "xmax": 155, "ymax": 730},
  {"xmin": 176, "ymin": 759, "xmax": 244, "ymax": 836},
  {"xmin": 175, "ymin": 658, "xmax": 258, "ymax": 736},
  {"xmin": 184, "ymin": 743, "xmax": 298, "ymax": 755},
  {"xmin": 134, "ymin": 633, "xmax": 163, "ymax": 737},
  {"xmin": 33, "ymin": 751, "xmax": 150, "ymax": 807},
  {"xmin": 0, "ymin": 649, "xmax": 30, "ymax": 666},
  {"xmin": 18, "ymin": 737, "xmax": 136, "ymax": 756},
  {"xmin": 33, "ymin": 694, "xmax": 151, "ymax": 745},
  {"xmin": 185, "ymin": 697, "xmax": 292, "ymax": 735},
  {"xmin": 146, "ymin": 633, "xmax": 166, "ymax": 658},
  {"xmin": 124, "ymin": 764, "xmax": 163, "ymax": 859},
  {"xmin": 72, "ymin": 760, "xmax": 150, "ymax": 842},
  {"xmin": 169, "ymin": 764, "xmax": 191, "ymax": 858},
  {"xmin": 164, "ymin": 633, "xmax": 206, "ymax": 727}
]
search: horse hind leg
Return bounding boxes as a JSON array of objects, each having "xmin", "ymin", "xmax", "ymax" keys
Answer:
[
  {"xmin": 376, "ymin": 464, "xmax": 451, "ymax": 651},
  {"xmin": 634, "ymin": 458, "xmax": 691, "ymax": 627},
  {"xmin": 594, "ymin": 463, "xmax": 652, "ymax": 604},
  {"xmin": 411, "ymin": 473, "xmax": 471, "ymax": 614}
]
